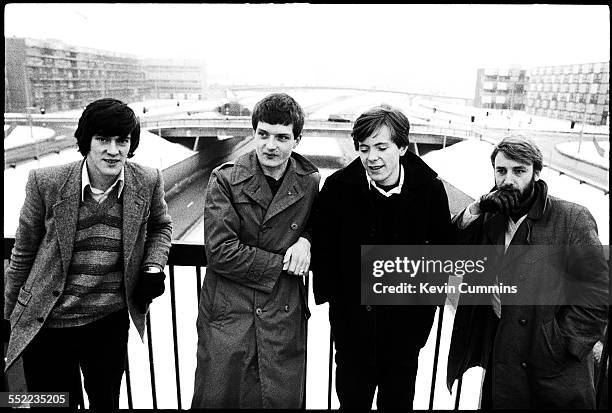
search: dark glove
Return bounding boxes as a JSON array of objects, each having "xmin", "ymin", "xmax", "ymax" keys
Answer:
[
  {"xmin": 133, "ymin": 268, "xmax": 166, "ymax": 313},
  {"xmin": 2, "ymin": 319, "xmax": 10, "ymax": 343},
  {"xmin": 479, "ymin": 189, "xmax": 519, "ymax": 216}
]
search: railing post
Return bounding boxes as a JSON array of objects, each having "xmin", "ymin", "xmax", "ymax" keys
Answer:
[
  {"xmin": 125, "ymin": 353, "xmax": 134, "ymax": 409},
  {"xmin": 428, "ymin": 306, "xmax": 444, "ymax": 409},
  {"xmin": 454, "ymin": 377, "xmax": 463, "ymax": 410},
  {"xmin": 169, "ymin": 265, "xmax": 182, "ymax": 409},
  {"xmin": 146, "ymin": 315, "xmax": 158, "ymax": 409},
  {"xmin": 327, "ymin": 334, "xmax": 334, "ymax": 410}
]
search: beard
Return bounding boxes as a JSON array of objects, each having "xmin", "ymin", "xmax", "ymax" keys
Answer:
[
  {"xmin": 497, "ymin": 176, "xmax": 537, "ymax": 216},
  {"xmin": 497, "ymin": 176, "xmax": 536, "ymax": 202}
]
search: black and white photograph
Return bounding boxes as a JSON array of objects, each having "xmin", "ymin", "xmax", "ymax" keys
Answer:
[{"xmin": 3, "ymin": 3, "xmax": 609, "ymax": 410}]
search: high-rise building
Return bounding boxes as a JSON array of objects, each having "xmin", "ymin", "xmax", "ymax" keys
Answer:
[
  {"xmin": 141, "ymin": 58, "xmax": 207, "ymax": 100},
  {"xmin": 526, "ymin": 62, "xmax": 609, "ymax": 126},
  {"xmin": 5, "ymin": 37, "xmax": 208, "ymax": 113},
  {"xmin": 5, "ymin": 37, "xmax": 148, "ymax": 113},
  {"xmin": 473, "ymin": 66, "xmax": 529, "ymax": 111},
  {"xmin": 474, "ymin": 62, "xmax": 609, "ymax": 125}
]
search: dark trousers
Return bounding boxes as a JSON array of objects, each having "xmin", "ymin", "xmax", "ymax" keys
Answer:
[
  {"xmin": 335, "ymin": 351, "xmax": 419, "ymax": 409},
  {"xmin": 22, "ymin": 308, "xmax": 129, "ymax": 410}
]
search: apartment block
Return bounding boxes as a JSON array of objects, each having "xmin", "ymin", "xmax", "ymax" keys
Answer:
[
  {"xmin": 473, "ymin": 66, "xmax": 529, "ymax": 111},
  {"xmin": 141, "ymin": 58, "xmax": 207, "ymax": 100},
  {"xmin": 526, "ymin": 62, "xmax": 609, "ymax": 126},
  {"xmin": 5, "ymin": 37, "xmax": 148, "ymax": 113},
  {"xmin": 5, "ymin": 37, "xmax": 208, "ymax": 113},
  {"xmin": 474, "ymin": 62, "xmax": 609, "ymax": 125}
]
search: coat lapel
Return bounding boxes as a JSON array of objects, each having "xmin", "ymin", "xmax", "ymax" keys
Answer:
[
  {"xmin": 233, "ymin": 151, "xmax": 273, "ymax": 211},
  {"xmin": 52, "ymin": 161, "xmax": 83, "ymax": 276},
  {"xmin": 503, "ymin": 220, "xmax": 532, "ymax": 268},
  {"xmin": 263, "ymin": 159, "xmax": 306, "ymax": 223},
  {"xmin": 122, "ymin": 164, "xmax": 146, "ymax": 272},
  {"xmin": 243, "ymin": 174, "xmax": 273, "ymax": 211}
]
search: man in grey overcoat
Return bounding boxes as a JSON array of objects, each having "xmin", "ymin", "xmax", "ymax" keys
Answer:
[
  {"xmin": 191, "ymin": 93, "xmax": 320, "ymax": 408},
  {"xmin": 446, "ymin": 135, "xmax": 608, "ymax": 408},
  {"xmin": 4, "ymin": 98, "xmax": 172, "ymax": 409}
]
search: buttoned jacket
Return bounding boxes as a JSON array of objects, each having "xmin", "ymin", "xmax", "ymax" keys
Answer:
[
  {"xmin": 446, "ymin": 180, "xmax": 608, "ymax": 408},
  {"xmin": 193, "ymin": 150, "xmax": 320, "ymax": 408}
]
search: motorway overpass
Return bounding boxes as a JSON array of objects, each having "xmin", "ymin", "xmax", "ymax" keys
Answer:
[{"xmin": 4, "ymin": 115, "xmax": 470, "ymax": 166}]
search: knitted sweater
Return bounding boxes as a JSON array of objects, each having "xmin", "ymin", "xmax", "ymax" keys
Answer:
[{"xmin": 46, "ymin": 186, "xmax": 126, "ymax": 327}]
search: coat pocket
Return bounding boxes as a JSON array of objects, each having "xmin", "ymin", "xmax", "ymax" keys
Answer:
[
  {"xmin": 10, "ymin": 287, "xmax": 32, "ymax": 326},
  {"xmin": 531, "ymin": 319, "xmax": 575, "ymax": 375},
  {"xmin": 203, "ymin": 276, "xmax": 230, "ymax": 324}
]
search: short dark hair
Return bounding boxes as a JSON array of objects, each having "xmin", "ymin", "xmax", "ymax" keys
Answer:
[
  {"xmin": 490, "ymin": 135, "xmax": 543, "ymax": 172},
  {"xmin": 75, "ymin": 98, "xmax": 140, "ymax": 158},
  {"xmin": 351, "ymin": 104, "xmax": 410, "ymax": 150},
  {"xmin": 251, "ymin": 93, "xmax": 305, "ymax": 138}
]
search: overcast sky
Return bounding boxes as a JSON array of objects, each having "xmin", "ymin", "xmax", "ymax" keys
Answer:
[{"xmin": 4, "ymin": 3, "xmax": 610, "ymax": 97}]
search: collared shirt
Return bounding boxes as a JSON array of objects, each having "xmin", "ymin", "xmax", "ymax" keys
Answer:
[
  {"xmin": 81, "ymin": 161, "xmax": 125, "ymax": 204},
  {"xmin": 459, "ymin": 202, "xmax": 528, "ymax": 317},
  {"xmin": 365, "ymin": 165, "xmax": 404, "ymax": 197}
]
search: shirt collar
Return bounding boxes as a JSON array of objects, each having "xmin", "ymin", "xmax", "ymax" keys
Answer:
[
  {"xmin": 81, "ymin": 160, "xmax": 125, "ymax": 201},
  {"xmin": 365, "ymin": 164, "xmax": 404, "ymax": 197}
]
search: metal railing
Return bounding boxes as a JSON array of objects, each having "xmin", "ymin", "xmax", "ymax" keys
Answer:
[{"xmin": 3, "ymin": 238, "xmax": 609, "ymax": 410}]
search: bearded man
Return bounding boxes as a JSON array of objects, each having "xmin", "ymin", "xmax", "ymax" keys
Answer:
[{"xmin": 446, "ymin": 135, "xmax": 608, "ymax": 409}]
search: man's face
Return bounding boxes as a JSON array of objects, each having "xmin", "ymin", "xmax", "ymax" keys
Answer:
[
  {"xmin": 86, "ymin": 134, "xmax": 130, "ymax": 188},
  {"xmin": 493, "ymin": 151, "xmax": 539, "ymax": 200},
  {"xmin": 254, "ymin": 121, "xmax": 299, "ymax": 179},
  {"xmin": 358, "ymin": 125, "xmax": 407, "ymax": 186}
]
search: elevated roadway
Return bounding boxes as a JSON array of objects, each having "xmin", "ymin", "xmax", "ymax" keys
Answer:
[
  {"xmin": 5, "ymin": 115, "xmax": 469, "ymax": 166},
  {"xmin": 5, "ymin": 114, "xmax": 607, "ymax": 192}
]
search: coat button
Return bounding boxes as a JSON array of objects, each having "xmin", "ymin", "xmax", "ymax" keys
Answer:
[
  {"xmin": 37, "ymin": 317, "xmax": 44, "ymax": 323},
  {"xmin": 260, "ymin": 226, "xmax": 269, "ymax": 233},
  {"xmin": 52, "ymin": 290, "xmax": 60, "ymax": 297},
  {"xmin": 255, "ymin": 308, "xmax": 263, "ymax": 316},
  {"xmin": 366, "ymin": 305, "xmax": 372, "ymax": 312},
  {"xmin": 284, "ymin": 305, "xmax": 290, "ymax": 312},
  {"xmin": 290, "ymin": 223, "xmax": 298, "ymax": 230},
  {"xmin": 520, "ymin": 362, "xmax": 527, "ymax": 369},
  {"xmin": 519, "ymin": 318, "xmax": 527, "ymax": 326}
]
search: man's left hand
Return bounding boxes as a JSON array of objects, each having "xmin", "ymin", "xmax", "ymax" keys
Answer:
[
  {"xmin": 283, "ymin": 237, "xmax": 311, "ymax": 276},
  {"xmin": 133, "ymin": 267, "xmax": 166, "ymax": 313}
]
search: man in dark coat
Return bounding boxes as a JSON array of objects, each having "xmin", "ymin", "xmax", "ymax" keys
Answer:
[
  {"xmin": 446, "ymin": 135, "xmax": 608, "ymax": 408},
  {"xmin": 312, "ymin": 104, "xmax": 454, "ymax": 409}
]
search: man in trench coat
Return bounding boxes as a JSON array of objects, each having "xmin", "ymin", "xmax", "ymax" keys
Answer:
[
  {"xmin": 446, "ymin": 135, "xmax": 608, "ymax": 408},
  {"xmin": 191, "ymin": 93, "xmax": 320, "ymax": 408},
  {"xmin": 4, "ymin": 98, "xmax": 172, "ymax": 409}
]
